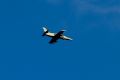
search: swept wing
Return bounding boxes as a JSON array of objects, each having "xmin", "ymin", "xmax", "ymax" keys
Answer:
[{"xmin": 49, "ymin": 30, "xmax": 65, "ymax": 43}]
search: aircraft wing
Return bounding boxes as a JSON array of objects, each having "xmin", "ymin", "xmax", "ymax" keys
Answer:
[
  {"xmin": 60, "ymin": 35, "xmax": 72, "ymax": 40},
  {"xmin": 55, "ymin": 30, "xmax": 65, "ymax": 36},
  {"xmin": 49, "ymin": 38, "xmax": 57, "ymax": 44},
  {"xmin": 49, "ymin": 30, "xmax": 66, "ymax": 44}
]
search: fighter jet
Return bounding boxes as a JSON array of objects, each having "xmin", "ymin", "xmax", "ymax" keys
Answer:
[{"xmin": 42, "ymin": 27, "xmax": 73, "ymax": 44}]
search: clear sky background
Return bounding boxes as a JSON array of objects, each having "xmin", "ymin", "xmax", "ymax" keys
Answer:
[{"xmin": 0, "ymin": 0, "xmax": 120, "ymax": 80}]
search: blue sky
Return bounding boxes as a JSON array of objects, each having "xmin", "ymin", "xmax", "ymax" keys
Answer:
[{"xmin": 0, "ymin": 0, "xmax": 120, "ymax": 80}]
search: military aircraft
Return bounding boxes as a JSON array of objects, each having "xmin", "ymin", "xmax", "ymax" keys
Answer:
[{"xmin": 42, "ymin": 27, "xmax": 73, "ymax": 44}]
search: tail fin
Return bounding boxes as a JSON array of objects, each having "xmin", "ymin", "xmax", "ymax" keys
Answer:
[{"xmin": 42, "ymin": 27, "xmax": 49, "ymax": 36}]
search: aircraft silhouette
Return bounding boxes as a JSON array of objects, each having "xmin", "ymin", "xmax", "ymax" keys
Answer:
[{"xmin": 42, "ymin": 27, "xmax": 73, "ymax": 44}]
